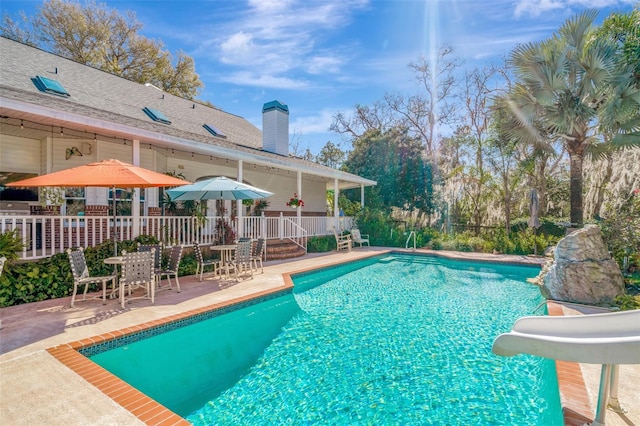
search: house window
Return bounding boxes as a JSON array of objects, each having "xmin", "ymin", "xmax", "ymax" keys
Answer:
[
  {"xmin": 143, "ymin": 107, "xmax": 171, "ymax": 124},
  {"xmin": 109, "ymin": 189, "xmax": 145, "ymax": 216},
  {"xmin": 203, "ymin": 124, "xmax": 226, "ymax": 138},
  {"xmin": 63, "ymin": 187, "xmax": 85, "ymax": 216},
  {"xmin": 33, "ymin": 76, "xmax": 70, "ymax": 97}
]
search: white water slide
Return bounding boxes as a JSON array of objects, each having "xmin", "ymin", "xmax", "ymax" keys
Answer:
[{"xmin": 492, "ymin": 309, "xmax": 640, "ymax": 426}]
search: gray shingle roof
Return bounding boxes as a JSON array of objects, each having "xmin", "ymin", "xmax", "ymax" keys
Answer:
[
  {"xmin": 0, "ymin": 36, "xmax": 263, "ymax": 149},
  {"xmin": 0, "ymin": 37, "xmax": 375, "ymax": 186}
]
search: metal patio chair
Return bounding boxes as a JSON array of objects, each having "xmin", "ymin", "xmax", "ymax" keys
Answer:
[
  {"xmin": 119, "ymin": 249, "xmax": 155, "ymax": 309},
  {"xmin": 137, "ymin": 243, "xmax": 163, "ymax": 281},
  {"xmin": 157, "ymin": 245, "xmax": 183, "ymax": 292},
  {"xmin": 250, "ymin": 238, "xmax": 266, "ymax": 273},
  {"xmin": 66, "ymin": 248, "xmax": 117, "ymax": 308},
  {"xmin": 226, "ymin": 239, "xmax": 254, "ymax": 281},
  {"xmin": 194, "ymin": 242, "xmax": 221, "ymax": 281}
]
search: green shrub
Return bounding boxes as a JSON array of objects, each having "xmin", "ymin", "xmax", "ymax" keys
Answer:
[
  {"xmin": 0, "ymin": 230, "xmax": 24, "ymax": 261},
  {"xmin": 307, "ymin": 236, "xmax": 334, "ymax": 253},
  {"xmin": 0, "ymin": 235, "xmax": 182, "ymax": 308}
]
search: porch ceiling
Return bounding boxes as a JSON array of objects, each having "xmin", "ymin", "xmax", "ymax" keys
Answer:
[{"xmin": 0, "ymin": 111, "xmax": 376, "ymax": 190}]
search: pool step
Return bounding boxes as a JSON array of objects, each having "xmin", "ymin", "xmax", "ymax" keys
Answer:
[{"xmin": 265, "ymin": 239, "xmax": 306, "ymax": 261}]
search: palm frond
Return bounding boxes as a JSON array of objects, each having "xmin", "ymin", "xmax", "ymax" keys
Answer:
[
  {"xmin": 609, "ymin": 133, "xmax": 640, "ymax": 148},
  {"xmin": 559, "ymin": 9, "xmax": 598, "ymax": 51}
]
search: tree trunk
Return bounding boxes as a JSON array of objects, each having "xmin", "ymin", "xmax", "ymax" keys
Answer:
[
  {"xmin": 536, "ymin": 158, "xmax": 547, "ymax": 214},
  {"xmin": 569, "ymin": 152, "xmax": 584, "ymax": 226},
  {"xmin": 591, "ymin": 153, "xmax": 613, "ymax": 219},
  {"xmin": 503, "ymin": 175, "xmax": 511, "ymax": 235}
]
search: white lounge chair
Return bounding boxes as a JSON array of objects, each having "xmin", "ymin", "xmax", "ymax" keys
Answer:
[
  {"xmin": 350, "ymin": 228, "xmax": 370, "ymax": 247},
  {"xmin": 333, "ymin": 227, "xmax": 351, "ymax": 252}
]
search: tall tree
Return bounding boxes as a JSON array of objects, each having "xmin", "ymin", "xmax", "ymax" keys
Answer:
[
  {"xmin": 458, "ymin": 67, "xmax": 499, "ymax": 233},
  {"xmin": 316, "ymin": 141, "xmax": 346, "ymax": 169},
  {"xmin": 585, "ymin": 7, "xmax": 640, "ymax": 218},
  {"xmin": 1, "ymin": 0, "xmax": 203, "ymax": 99},
  {"xmin": 507, "ymin": 10, "xmax": 640, "ymax": 225},
  {"xmin": 487, "ymin": 97, "xmax": 523, "ymax": 233},
  {"xmin": 330, "ymin": 100, "xmax": 396, "ymax": 140},
  {"xmin": 385, "ymin": 46, "xmax": 461, "ymax": 155},
  {"xmin": 343, "ymin": 128, "xmax": 434, "ymax": 213}
]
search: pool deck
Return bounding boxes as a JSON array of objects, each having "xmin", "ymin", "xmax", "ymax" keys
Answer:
[{"xmin": 1, "ymin": 248, "xmax": 638, "ymax": 425}]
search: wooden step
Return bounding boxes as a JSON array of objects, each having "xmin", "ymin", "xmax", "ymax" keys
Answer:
[{"xmin": 265, "ymin": 239, "xmax": 306, "ymax": 261}]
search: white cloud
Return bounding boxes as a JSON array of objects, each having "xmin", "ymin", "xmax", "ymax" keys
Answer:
[
  {"xmin": 219, "ymin": 71, "xmax": 309, "ymax": 90},
  {"xmin": 307, "ymin": 55, "xmax": 344, "ymax": 75},
  {"xmin": 291, "ymin": 108, "xmax": 340, "ymax": 134},
  {"xmin": 514, "ymin": 0, "xmax": 635, "ymax": 18},
  {"xmin": 199, "ymin": 0, "xmax": 369, "ymax": 89}
]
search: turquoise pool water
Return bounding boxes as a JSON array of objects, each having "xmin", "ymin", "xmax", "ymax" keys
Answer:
[{"xmin": 89, "ymin": 254, "xmax": 562, "ymax": 425}]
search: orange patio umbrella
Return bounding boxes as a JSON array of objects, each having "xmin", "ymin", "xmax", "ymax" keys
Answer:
[{"xmin": 7, "ymin": 159, "xmax": 190, "ymax": 254}]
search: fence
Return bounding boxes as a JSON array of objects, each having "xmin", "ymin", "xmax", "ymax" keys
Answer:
[{"xmin": 1, "ymin": 214, "xmax": 354, "ymax": 260}]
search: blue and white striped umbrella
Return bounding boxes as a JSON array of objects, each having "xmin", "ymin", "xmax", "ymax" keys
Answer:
[{"xmin": 167, "ymin": 176, "xmax": 273, "ymax": 201}]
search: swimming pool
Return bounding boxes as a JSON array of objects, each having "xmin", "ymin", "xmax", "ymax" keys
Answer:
[{"xmin": 88, "ymin": 253, "xmax": 562, "ymax": 425}]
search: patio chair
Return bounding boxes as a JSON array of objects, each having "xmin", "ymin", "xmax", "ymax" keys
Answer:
[
  {"xmin": 350, "ymin": 228, "xmax": 370, "ymax": 247},
  {"xmin": 156, "ymin": 245, "xmax": 183, "ymax": 292},
  {"xmin": 251, "ymin": 238, "xmax": 266, "ymax": 273},
  {"xmin": 137, "ymin": 242, "xmax": 163, "ymax": 277},
  {"xmin": 226, "ymin": 239, "xmax": 254, "ymax": 280},
  {"xmin": 66, "ymin": 248, "xmax": 117, "ymax": 308},
  {"xmin": 333, "ymin": 227, "xmax": 352, "ymax": 252},
  {"xmin": 119, "ymin": 249, "xmax": 155, "ymax": 309},
  {"xmin": 194, "ymin": 242, "xmax": 221, "ymax": 281}
]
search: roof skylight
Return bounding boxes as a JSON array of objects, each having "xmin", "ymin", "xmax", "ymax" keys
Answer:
[
  {"xmin": 33, "ymin": 76, "xmax": 70, "ymax": 97},
  {"xmin": 143, "ymin": 107, "xmax": 171, "ymax": 125},
  {"xmin": 203, "ymin": 124, "xmax": 226, "ymax": 138}
]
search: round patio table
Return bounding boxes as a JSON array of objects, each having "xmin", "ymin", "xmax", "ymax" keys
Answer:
[{"xmin": 208, "ymin": 244, "xmax": 236, "ymax": 278}]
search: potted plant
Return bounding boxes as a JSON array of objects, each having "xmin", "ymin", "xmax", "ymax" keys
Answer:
[
  {"xmin": 254, "ymin": 199, "xmax": 269, "ymax": 216},
  {"xmin": 286, "ymin": 193, "xmax": 304, "ymax": 209}
]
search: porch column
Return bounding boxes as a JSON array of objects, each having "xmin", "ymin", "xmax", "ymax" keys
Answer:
[
  {"xmin": 132, "ymin": 139, "xmax": 141, "ymax": 238},
  {"xmin": 334, "ymin": 178, "xmax": 340, "ymax": 230},
  {"xmin": 45, "ymin": 136, "xmax": 53, "ymax": 173},
  {"xmin": 297, "ymin": 171, "xmax": 302, "ymax": 220},
  {"xmin": 361, "ymin": 184, "xmax": 365, "ymax": 208},
  {"xmin": 237, "ymin": 160, "xmax": 243, "ymax": 238}
]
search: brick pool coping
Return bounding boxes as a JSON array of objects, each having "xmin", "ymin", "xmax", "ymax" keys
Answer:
[{"xmin": 46, "ymin": 253, "xmax": 592, "ymax": 425}]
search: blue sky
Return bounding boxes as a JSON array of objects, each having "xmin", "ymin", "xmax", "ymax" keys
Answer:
[{"xmin": 1, "ymin": 0, "xmax": 636, "ymax": 154}]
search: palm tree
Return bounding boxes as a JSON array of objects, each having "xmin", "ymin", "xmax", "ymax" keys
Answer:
[{"xmin": 506, "ymin": 10, "xmax": 640, "ymax": 225}]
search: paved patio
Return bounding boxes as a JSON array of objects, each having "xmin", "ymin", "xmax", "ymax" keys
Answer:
[{"xmin": 1, "ymin": 248, "xmax": 638, "ymax": 425}]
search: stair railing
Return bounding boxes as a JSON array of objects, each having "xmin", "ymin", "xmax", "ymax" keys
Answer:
[
  {"xmin": 405, "ymin": 231, "xmax": 416, "ymax": 251},
  {"xmin": 283, "ymin": 217, "xmax": 308, "ymax": 253}
]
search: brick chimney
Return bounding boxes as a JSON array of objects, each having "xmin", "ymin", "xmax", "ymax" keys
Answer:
[{"xmin": 262, "ymin": 100, "xmax": 289, "ymax": 156}]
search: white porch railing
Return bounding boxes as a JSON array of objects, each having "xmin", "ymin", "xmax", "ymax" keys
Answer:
[{"xmin": 1, "ymin": 214, "xmax": 354, "ymax": 260}]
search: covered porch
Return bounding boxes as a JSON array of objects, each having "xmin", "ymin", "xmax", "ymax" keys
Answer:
[{"xmin": 1, "ymin": 212, "xmax": 355, "ymax": 260}]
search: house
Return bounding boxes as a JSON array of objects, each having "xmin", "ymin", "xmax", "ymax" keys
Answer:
[{"xmin": 0, "ymin": 37, "xmax": 375, "ymax": 259}]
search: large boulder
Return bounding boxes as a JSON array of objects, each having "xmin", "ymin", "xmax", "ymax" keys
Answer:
[{"xmin": 538, "ymin": 225, "xmax": 625, "ymax": 305}]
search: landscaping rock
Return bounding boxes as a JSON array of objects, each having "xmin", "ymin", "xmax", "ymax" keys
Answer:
[{"xmin": 536, "ymin": 225, "xmax": 624, "ymax": 305}]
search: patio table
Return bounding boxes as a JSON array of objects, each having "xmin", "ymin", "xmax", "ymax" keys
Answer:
[
  {"xmin": 208, "ymin": 244, "xmax": 236, "ymax": 278},
  {"xmin": 104, "ymin": 256, "xmax": 124, "ymax": 265},
  {"xmin": 103, "ymin": 256, "xmax": 124, "ymax": 298}
]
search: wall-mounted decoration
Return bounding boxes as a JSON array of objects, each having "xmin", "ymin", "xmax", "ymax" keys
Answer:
[{"xmin": 65, "ymin": 146, "xmax": 83, "ymax": 160}]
